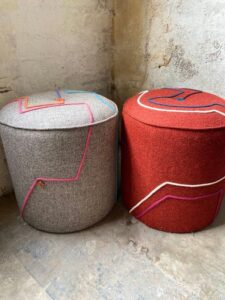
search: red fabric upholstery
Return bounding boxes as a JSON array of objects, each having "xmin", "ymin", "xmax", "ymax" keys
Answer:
[{"xmin": 122, "ymin": 88, "xmax": 225, "ymax": 233}]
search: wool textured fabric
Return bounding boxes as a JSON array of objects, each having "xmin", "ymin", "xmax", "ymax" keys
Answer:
[
  {"xmin": 122, "ymin": 88, "xmax": 225, "ymax": 233},
  {"xmin": 0, "ymin": 90, "xmax": 117, "ymax": 130},
  {"xmin": 0, "ymin": 90, "xmax": 118, "ymax": 233}
]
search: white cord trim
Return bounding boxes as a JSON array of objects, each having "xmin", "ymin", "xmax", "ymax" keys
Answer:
[
  {"xmin": 129, "ymin": 175, "xmax": 225, "ymax": 213},
  {"xmin": 129, "ymin": 90, "xmax": 225, "ymax": 213},
  {"xmin": 137, "ymin": 91, "xmax": 225, "ymax": 117}
]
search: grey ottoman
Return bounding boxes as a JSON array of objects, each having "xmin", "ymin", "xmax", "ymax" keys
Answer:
[{"xmin": 0, "ymin": 89, "xmax": 118, "ymax": 232}]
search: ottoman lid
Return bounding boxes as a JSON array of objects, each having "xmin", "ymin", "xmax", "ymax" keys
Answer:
[
  {"xmin": 0, "ymin": 90, "xmax": 118, "ymax": 130},
  {"xmin": 123, "ymin": 88, "xmax": 225, "ymax": 130}
]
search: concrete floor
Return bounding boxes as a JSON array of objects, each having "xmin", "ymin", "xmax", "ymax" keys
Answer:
[{"xmin": 1, "ymin": 195, "xmax": 225, "ymax": 300}]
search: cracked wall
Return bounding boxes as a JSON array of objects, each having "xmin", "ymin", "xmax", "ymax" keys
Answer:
[{"xmin": 114, "ymin": 0, "xmax": 225, "ymax": 100}]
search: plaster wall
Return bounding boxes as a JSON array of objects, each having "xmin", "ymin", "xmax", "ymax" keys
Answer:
[
  {"xmin": 114, "ymin": 0, "xmax": 225, "ymax": 100},
  {"xmin": 0, "ymin": 0, "xmax": 113, "ymax": 195},
  {"xmin": 1, "ymin": 0, "xmax": 225, "ymax": 195}
]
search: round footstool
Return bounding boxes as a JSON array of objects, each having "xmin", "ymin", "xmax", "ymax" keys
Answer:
[
  {"xmin": 0, "ymin": 89, "xmax": 118, "ymax": 233},
  {"xmin": 122, "ymin": 88, "xmax": 225, "ymax": 233}
]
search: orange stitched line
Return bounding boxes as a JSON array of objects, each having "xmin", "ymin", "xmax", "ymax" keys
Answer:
[{"xmin": 24, "ymin": 97, "xmax": 65, "ymax": 109}]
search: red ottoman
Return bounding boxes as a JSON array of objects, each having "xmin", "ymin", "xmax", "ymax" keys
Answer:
[{"xmin": 122, "ymin": 88, "xmax": 225, "ymax": 233}]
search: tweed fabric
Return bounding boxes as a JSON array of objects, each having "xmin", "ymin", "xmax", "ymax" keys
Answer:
[
  {"xmin": 0, "ymin": 90, "xmax": 117, "ymax": 130},
  {"xmin": 125, "ymin": 88, "xmax": 225, "ymax": 130},
  {"xmin": 122, "ymin": 88, "xmax": 225, "ymax": 233},
  {"xmin": 0, "ymin": 90, "xmax": 118, "ymax": 232}
]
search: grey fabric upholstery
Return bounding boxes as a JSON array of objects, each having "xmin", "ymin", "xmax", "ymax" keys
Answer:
[
  {"xmin": 0, "ymin": 90, "xmax": 117, "ymax": 130},
  {"xmin": 0, "ymin": 90, "xmax": 118, "ymax": 232}
]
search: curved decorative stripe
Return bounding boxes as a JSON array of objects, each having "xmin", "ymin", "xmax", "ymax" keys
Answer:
[
  {"xmin": 19, "ymin": 99, "xmax": 88, "ymax": 114},
  {"xmin": 137, "ymin": 91, "xmax": 225, "ymax": 117},
  {"xmin": 21, "ymin": 90, "xmax": 65, "ymax": 111},
  {"xmin": 148, "ymin": 88, "xmax": 202, "ymax": 102},
  {"xmin": 149, "ymin": 101, "xmax": 225, "ymax": 109},
  {"xmin": 20, "ymin": 102, "xmax": 94, "ymax": 216},
  {"xmin": 23, "ymin": 96, "xmax": 65, "ymax": 110},
  {"xmin": 64, "ymin": 89, "xmax": 116, "ymax": 112},
  {"xmin": 136, "ymin": 189, "xmax": 224, "ymax": 218},
  {"xmin": 148, "ymin": 88, "xmax": 225, "ymax": 109},
  {"xmin": 129, "ymin": 174, "xmax": 225, "ymax": 213}
]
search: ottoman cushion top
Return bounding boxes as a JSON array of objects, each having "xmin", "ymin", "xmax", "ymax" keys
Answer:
[
  {"xmin": 123, "ymin": 88, "xmax": 225, "ymax": 130},
  {"xmin": 0, "ymin": 90, "xmax": 118, "ymax": 130}
]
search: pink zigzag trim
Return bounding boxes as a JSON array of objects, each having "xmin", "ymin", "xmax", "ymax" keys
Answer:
[
  {"xmin": 14, "ymin": 98, "xmax": 94, "ymax": 216},
  {"xmin": 18, "ymin": 97, "xmax": 77, "ymax": 114},
  {"xmin": 136, "ymin": 189, "xmax": 224, "ymax": 219}
]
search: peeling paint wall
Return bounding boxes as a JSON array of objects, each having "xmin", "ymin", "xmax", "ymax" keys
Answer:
[
  {"xmin": 0, "ymin": 0, "xmax": 114, "ymax": 195},
  {"xmin": 114, "ymin": 0, "xmax": 225, "ymax": 100}
]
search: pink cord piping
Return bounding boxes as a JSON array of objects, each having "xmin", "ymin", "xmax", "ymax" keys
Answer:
[
  {"xmin": 136, "ymin": 189, "xmax": 224, "ymax": 219},
  {"xmin": 16, "ymin": 98, "xmax": 94, "ymax": 216},
  {"xmin": 18, "ymin": 98, "xmax": 89, "ymax": 114}
]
